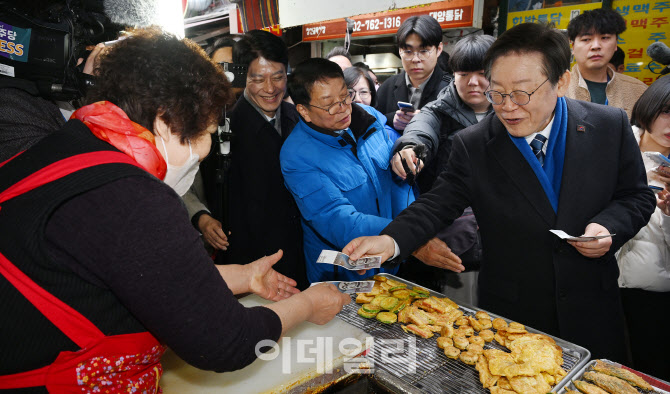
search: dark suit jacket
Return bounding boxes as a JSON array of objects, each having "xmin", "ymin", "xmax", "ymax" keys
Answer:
[
  {"xmin": 201, "ymin": 96, "xmax": 308, "ymax": 289},
  {"xmin": 383, "ymin": 98, "xmax": 656, "ymax": 361},
  {"xmin": 375, "ymin": 67, "xmax": 451, "ymax": 131}
]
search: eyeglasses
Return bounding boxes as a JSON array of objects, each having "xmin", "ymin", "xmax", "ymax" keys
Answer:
[
  {"xmin": 306, "ymin": 90, "xmax": 355, "ymax": 115},
  {"xmin": 353, "ymin": 89, "xmax": 371, "ymax": 99},
  {"xmin": 399, "ymin": 48, "xmax": 435, "ymax": 60},
  {"xmin": 485, "ymin": 78, "xmax": 550, "ymax": 106}
]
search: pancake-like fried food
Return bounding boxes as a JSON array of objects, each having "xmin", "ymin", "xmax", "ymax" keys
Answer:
[
  {"xmin": 476, "ymin": 353, "xmax": 499, "ymax": 388},
  {"xmin": 454, "ymin": 326, "xmax": 474, "ymax": 337},
  {"xmin": 469, "ymin": 335, "xmax": 485, "ymax": 347},
  {"xmin": 507, "ymin": 322, "xmax": 527, "ymax": 334},
  {"xmin": 446, "ymin": 308, "xmax": 464, "ymax": 323},
  {"xmin": 444, "ymin": 345, "xmax": 460, "ymax": 359},
  {"xmin": 492, "ymin": 317, "xmax": 508, "ymax": 330},
  {"xmin": 486, "ymin": 350, "xmax": 536, "ymax": 377},
  {"xmin": 455, "ymin": 316, "xmax": 469, "ymax": 326},
  {"xmin": 592, "ymin": 360, "xmax": 653, "ymax": 391},
  {"xmin": 494, "ymin": 332, "xmax": 507, "ymax": 346},
  {"xmin": 509, "ymin": 375, "xmax": 551, "ymax": 394},
  {"xmin": 467, "ymin": 343, "xmax": 484, "ymax": 355},
  {"xmin": 489, "ymin": 388, "xmax": 516, "ymax": 394},
  {"xmin": 397, "ymin": 305, "xmax": 411, "ymax": 323},
  {"xmin": 401, "ymin": 324, "xmax": 434, "ymax": 339},
  {"xmin": 417, "ymin": 296, "xmax": 452, "ymax": 314},
  {"xmin": 573, "ymin": 379, "xmax": 609, "ymax": 394},
  {"xmin": 356, "ymin": 293, "xmax": 374, "ymax": 303},
  {"xmin": 453, "ymin": 336, "xmax": 470, "ymax": 350},
  {"xmin": 441, "ymin": 297, "xmax": 459, "ymax": 310},
  {"xmin": 509, "ymin": 336, "xmax": 562, "ymax": 375},
  {"xmin": 440, "ymin": 323, "xmax": 454, "ymax": 338},
  {"xmin": 426, "ymin": 324, "xmax": 443, "ymax": 332},
  {"xmin": 475, "ymin": 311, "xmax": 491, "ymax": 320},
  {"xmin": 459, "ymin": 350, "xmax": 479, "ymax": 365},
  {"xmin": 437, "ymin": 336, "xmax": 453, "ymax": 349},
  {"xmin": 541, "ymin": 371, "xmax": 555, "ymax": 386},
  {"xmin": 479, "ymin": 318, "xmax": 492, "ymax": 330},
  {"xmin": 583, "ymin": 371, "xmax": 638, "ymax": 394},
  {"xmin": 467, "ymin": 316, "xmax": 484, "ymax": 331},
  {"xmin": 408, "ymin": 307, "xmax": 433, "ymax": 326},
  {"xmin": 479, "ymin": 329, "xmax": 494, "ymax": 342},
  {"xmin": 497, "ymin": 376, "xmax": 512, "ymax": 390}
]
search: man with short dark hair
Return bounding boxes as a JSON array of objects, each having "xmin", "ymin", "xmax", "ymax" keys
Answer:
[
  {"xmin": 344, "ymin": 23, "xmax": 656, "ymax": 362},
  {"xmin": 609, "ymin": 46, "xmax": 625, "ymax": 73},
  {"xmin": 376, "ymin": 15, "xmax": 451, "ymax": 133},
  {"xmin": 566, "ymin": 8, "xmax": 647, "ymax": 118},
  {"xmin": 191, "ymin": 30, "xmax": 308, "ymax": 289}
]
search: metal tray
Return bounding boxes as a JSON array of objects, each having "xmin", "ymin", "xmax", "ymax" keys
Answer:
[
  {"xmin": 335, "ymin": 273, "xmax": 591, "ymax": 393},
  {"xmin": 558, "ymin": 359, "xmax": 670, "ymax": 394}
]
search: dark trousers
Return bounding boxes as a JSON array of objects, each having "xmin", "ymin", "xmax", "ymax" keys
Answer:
[{"xmin": 621, "ymin": 287, "xmax": 670, "ymax": 381}]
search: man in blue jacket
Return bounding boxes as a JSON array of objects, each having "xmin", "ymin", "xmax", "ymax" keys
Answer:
[{"xmin": 281, "ymin": 59, "xmax": 461, "ymax": 283}]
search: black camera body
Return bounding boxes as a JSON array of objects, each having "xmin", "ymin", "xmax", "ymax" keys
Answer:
[{"xmin": 0, "ymin": 1, "xmax": 106, "ymax": 100}]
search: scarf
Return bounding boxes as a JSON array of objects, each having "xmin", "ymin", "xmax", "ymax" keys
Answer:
[
  {"xmin": 72, "ymin": 101, "xmax": 167, "ymax": 180},
  {"xmin": 509, "ymin": 97, "xmax": 567, "ymax": 213}
]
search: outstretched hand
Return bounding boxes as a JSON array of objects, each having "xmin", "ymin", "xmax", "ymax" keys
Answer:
[
  {"xmin": 248, "ymin": 250, "xmax": 300, "ymax": 301},
  {"xmin": 413, "ymin": 237, "xmax": 464, "ymax": 272}
]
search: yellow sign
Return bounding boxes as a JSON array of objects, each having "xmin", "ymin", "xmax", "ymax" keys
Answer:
[{"xmin": 508, "ymin": 1, "xmax": 669, "ymax": 86}]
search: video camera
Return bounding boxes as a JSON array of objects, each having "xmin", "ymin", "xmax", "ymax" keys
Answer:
[{"xmin": 0, "ymin": 1, "xmax": 115, "ymax": 101}]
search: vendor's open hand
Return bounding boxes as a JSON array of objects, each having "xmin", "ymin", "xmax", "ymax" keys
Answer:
[
  {"xmin": 198, "ymin": 214, "xmax": 230, "ymax": 250},
  {"xmin": 413, "ymin": 237, "xmax": 464, "ymax": 272},
  {"xmin": 248, "ymin": 250, "xmax": 300, "ymax": 301},
  {"xmin": 391, "ymin": 147, "xmax": 424, "ymax": 180},
  {"xmin": 393, "ymin": 109, "xmax": 419, "ymax": 131},
  {"xmin": 302, "ymin": 283, "xmax": 350, "ymax": 325},
  {"xmin": 657, "ymin": 189, "xmax": 670, "ymax": 216},
  {"xmin": 567, "ymin": 223, "xmax": 612, "ymax": 258},
  {"xmin": 76, "ymin": 43, "xmax": 104, "ymax": 75}
]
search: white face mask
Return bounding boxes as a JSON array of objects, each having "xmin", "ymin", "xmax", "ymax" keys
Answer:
[{"xmin": 159, "ymin": 136, "xmax": 200, "ymax": 196}]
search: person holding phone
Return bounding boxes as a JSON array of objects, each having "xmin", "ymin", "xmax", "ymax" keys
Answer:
[
  {"xmin": 616, "ymin": 75, "xmax": 670, "ymax": 379},
  {"xmin": 375, "ymin": 15, "xmax": 451, "ymax": 133}
]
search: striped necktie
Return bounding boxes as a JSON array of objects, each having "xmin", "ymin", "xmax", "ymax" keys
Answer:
[{"xmin": 530, "ymin": 134, "xmax": 547, "ymax": 166}]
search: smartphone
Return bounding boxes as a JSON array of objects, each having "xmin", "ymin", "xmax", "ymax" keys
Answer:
[
  {"xmin": 650, "ymin": 185, "xmax": 664, "ymax": 193},
  {"xmin": 397, "ymin": 101, "xmax": 415, "ymax": 113},
  {"xmin": 645, "ymin": 152, "xmax": 670, "ymax": 167}
]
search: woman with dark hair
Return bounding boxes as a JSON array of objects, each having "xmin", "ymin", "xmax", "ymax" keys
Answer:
[
  {"xmin": 0, "ymin": 28, "xmax": 349, "ymax": 392},
  {"xmin": 343, "ymin": 66, "xmax": 377, "ymax": 107},
  {"xmin": 616, "ymin": 75, "xmax": 670, "ymax": 380}
]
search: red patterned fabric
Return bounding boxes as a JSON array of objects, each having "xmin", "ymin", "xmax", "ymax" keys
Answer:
[{"xmin": 72, "ymin": 101, "xmax": 167, "ymax": 180}]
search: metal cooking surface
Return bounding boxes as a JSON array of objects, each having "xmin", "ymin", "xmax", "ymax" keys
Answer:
[{"xmin": 336, "ymin": 274, "xmax": 589, "ymax": 393}]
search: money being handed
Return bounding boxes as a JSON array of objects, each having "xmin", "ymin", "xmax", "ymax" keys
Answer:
[
  {"xmin": 317, "ymin": 250, "xmax": 382, "ymax": 270},
  {"xmin": 310, "ymin": 280, "xmax": 375, "ymax": 294}
]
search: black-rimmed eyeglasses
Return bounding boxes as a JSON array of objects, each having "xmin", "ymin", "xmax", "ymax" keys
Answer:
[
  {"xmin": 306, "ymin": 90, "xmax": 355, "ymax": 115},
  {"xmin": 485, "ymin": 78, "xmax": 549, "ymax": 106}
]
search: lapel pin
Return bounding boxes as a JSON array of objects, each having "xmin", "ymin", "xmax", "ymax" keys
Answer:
[{"xmin": 577, "ymin": 125, "xmax": 586, "ymax": 132}]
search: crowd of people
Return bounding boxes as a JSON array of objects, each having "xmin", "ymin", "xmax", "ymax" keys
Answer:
[{"xmin": 0, "ymin": 5, "xmax": 668, "ymax": 392}]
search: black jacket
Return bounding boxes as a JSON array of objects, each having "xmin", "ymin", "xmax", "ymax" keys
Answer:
[
  {"xmin": 392, "ymin": 82, "xmax": 494, "ymax": 193},
  {"xmin": 201, "ymin": 96, "xmax": 308, "ymax": 289},
  {"xmin": 382, "ymin": 98, "xmax": 656, "ymax": 361},
  {"xmin": 375, "ymin": 67, "xmax": 451, "ymax": 132}
]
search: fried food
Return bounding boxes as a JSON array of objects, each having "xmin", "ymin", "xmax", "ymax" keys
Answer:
[
  {"xmin": 401, "ymin": 324, "xmax": 434, "ymax": 339},
  {"xmin": 508, "ymin": 336, "xmax": 563, "ymax": 375},
  {"xmin": 468, "ymin": 315, "xmax": 484, "ymax": 331},
  {"xmin": 356, "ymin": 293, "xmax": 374, "ymax": 303},
  {"xmin": 455, "ymin": 316, "xmax": 469, "ymax": 326},
  {"xmin": 459, "ymin": 350, "xmax": 479, "ymax": 365},
  {"xmin": 437, "ymin": 336, "xmax": 453, "ymax": 349},
  {"xmin": 454, "ymin": 326, "xmax": 474, "ymax": 337},
  {"xmin": 440, "ymin": 322, "xmax": 454, "ymax": 338},
  {"xmin": 376, "ymin": 312, "xmax": 397, "ymax": 324},
  {"xmin": 494, "ymin": 332, "xmax": 507, "ymax": 346},
  {"xmin": 509, "ymin": 375, "xmax": 551, "ymax": 394},
  {"xmin": 469, "ymin": 335, "xmax": 485, "ymax": 347},
  {"xmin": 453, "ymin": 336, "xmax": 470, "ymax": 350},
  {"xmin": 507, "ymin": 321, "xmax": 527, "ymax": 334},
  {"xmin": 444, "ymin": 345, "xmax": 460, "ymax": 359},
  {"xmin": 380, "ymin": 296, "xmax": 400, "ymax": 310},
  {"xmin": 446, "ymin": 308, "xmax": 464, "ymax": 323},
  {"xmin": 467, "ymin": 343, "xmax": 484, "ymax": 355},
  {"xmin": 479, "ymin": 329, "xmax": 494, "ymax": 342},
  {"xmin": 489, "ymin": 388, "xmax": 516, "ymax": 394},
  {"xmin": 357, "ymin": 307, "xmax": 378, "ymax": 319},
  {"xmin": 397, "ymin": 305, "xmax": 411, "ymax": 324},
  {"xmin": 497, "ymin": 376, "xmax": 512, "ymax": 390},
  {"xmin": 592, "ymin": 360, "xmax": 653, "ymax": 391},
  {"xmin": 476, "ymin": 353, "xmax": 499, "ymax": 388},
  {"xmin": 485, "ymin": 349, "xmax": 536, "ymax": 377},
  {"xmin": 492, "ymin": 317, "xmax": 508, "ymax": 330},
  {"xmin": 475, "ymin": 311, "xmax": 491, "ymax": 320},
  {"xmin": 573, "ymin": 380, "xmax": 610, "ymax": 394},
  {"xmin": 583, "ymin": 371, "xmax": 639, "ymax": 394},
  {"xmin": 361, "ymin": 303, "xmax": 383, "ymax": 313},
  {"xmin": 479, "ymin": 318, "xmax": 492, "ymax": 330}
]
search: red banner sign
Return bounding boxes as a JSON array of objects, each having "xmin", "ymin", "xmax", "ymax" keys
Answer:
[{"xmin": 302, "ymin": 0, "xmax": 475, "ymax": 41}]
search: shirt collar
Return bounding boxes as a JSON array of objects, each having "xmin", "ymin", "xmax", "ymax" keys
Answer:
[
  {"xmin": 405, "ymin": 70, "xmax": 434, "ymax": 91},
  {"xmin": 524, "ymin": 114, "xmax": 555, "ymax": 148},
  {"xmin": 243, "ymin": 88, "xmax": 282, "ymax": 132}
]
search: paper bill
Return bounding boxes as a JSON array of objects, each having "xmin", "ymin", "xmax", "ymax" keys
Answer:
[
  {"xmin": 316, "ymin": 250, "xmax": 382, "ymax": 270},
  {"xmin": 310, "ymin": 280, "xmax": 375, "ymax": 294},
  {"xmin": 550, "ymin": 229, "xmax": 615, "ymax": 242}
]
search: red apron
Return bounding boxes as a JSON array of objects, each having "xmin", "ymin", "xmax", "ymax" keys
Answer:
[{"xmin": 0, "ymin": 151, "xmax": 166, "ymax": 392}]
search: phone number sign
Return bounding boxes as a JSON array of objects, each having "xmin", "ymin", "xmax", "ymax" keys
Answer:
[{"xmin": 303, "ymin": 0, "xmax": 475, "ymax": 41}]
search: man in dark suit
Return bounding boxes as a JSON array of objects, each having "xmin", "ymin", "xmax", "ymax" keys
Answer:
[
  {"xmin": 187, "ymin": 30, "xmax": 308, "ymax": 290},
  {"xmin": 375, "ymin": 15, "xmax": 451, "ymax": 133},
  {"xmin": 344, "ymin": 23, "xmax": 656, "ymax": 362}
]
